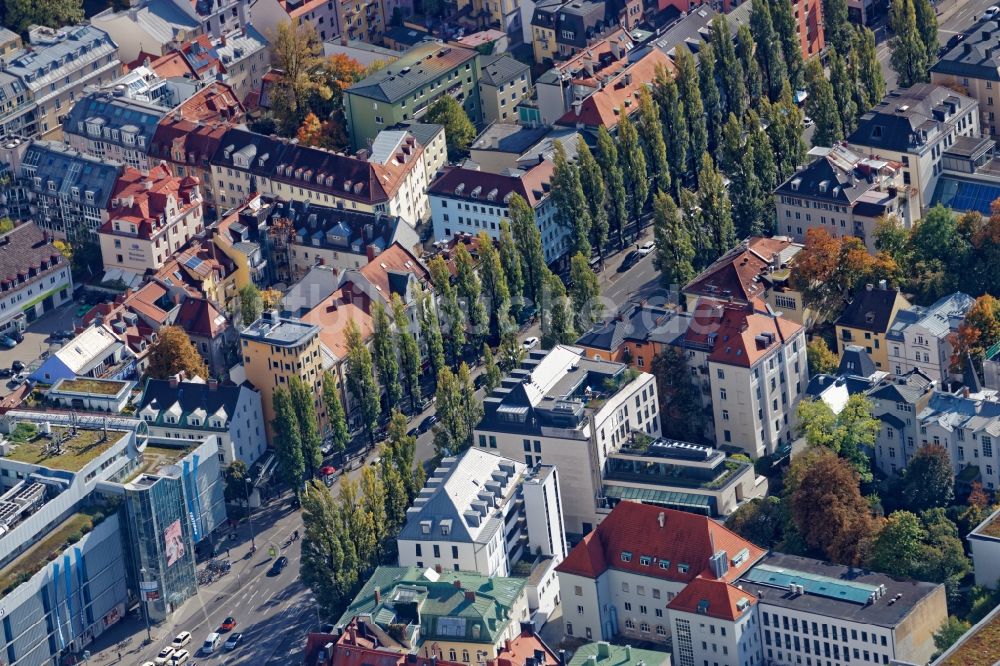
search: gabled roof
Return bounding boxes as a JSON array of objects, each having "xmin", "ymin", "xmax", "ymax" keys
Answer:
[
  {"xmin": 137, "ymin": 377, "xmax": 246, "ymax": 429},
  {"xmin": 347, "ymin": 41, "xmax": 478, "ymax": 103},
  {"xmin": 886, "ymin": 292, "xmax": 975, "ymax": 341},
  {"xmin": 175, "ymin": 81, "xmax": 244, "ymax": 122},
  {"xmin": 480, "ymin": 53, "xmax": 529, "ymax": 87},
  {"xmin": 774, "ymin": 144, "xmax": 901, "ymax": 205},
  {"xmin": 835, "ymin": 286, "xmax": 910, "ymax": 334},
  {"xmin": 174, "ymin": 297, "xmax": 227, "ymax": 338},
  {"xmin": 575, "ymin": 303, "xmax": 689, "ymax": 352},
  {"xmin": 63, "ymin": 91, "xmax": 167, "ymax": 151},
  {"xmin": 848, "ymin": 84, "xmax": 976, "ymax": 153},
  {"xmin": 351, "ymin": 242, "xmax": 430, "ymax": 304},
  {"xmin": 667, "ymin": 576, "xmax": 756, "ymax": 622},
  {"xmin": 0, "ymin": 223, "xmax": 67, "ymax": 294},
  {"xmin": 556, "ymin": 502, "xmax": 765, "ymax": 584},
  {"xmin": 428, "ymin": 160, "xmax": 556, "ymax": 208},
  {"xmin": 684, "ymin": 236, "xmax": 802, "ymax": 305},
  {"xmin": 932, "ymin": 17, "xmax": 1000, "ymax": 82},
  {"xmin": 682, "ymin": 300, "xmax": 802, "ymax": 369}
]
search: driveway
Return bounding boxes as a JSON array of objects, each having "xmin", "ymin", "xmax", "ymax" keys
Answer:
[{"xmin": 0, "ymin": 300, "xmax": 80, "ymax": 395}]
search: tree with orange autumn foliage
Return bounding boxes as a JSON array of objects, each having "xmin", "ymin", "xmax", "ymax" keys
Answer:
[
  {"xmin": 790, "ymin": 227, "xmax": 900, "ymax": 320},
  {"xmin": 949, "ymin": 294, "xmax": 1000, "ymax": 371},
  {"xmin": 296, "ymin": 112, "xmax": 342, "ymax": 149}
]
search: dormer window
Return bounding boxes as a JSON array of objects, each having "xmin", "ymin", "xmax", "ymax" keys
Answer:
[
  {"xmin": 621, "ymin": 551, "xmax": 632, "ymax": 562},
  {"xmin": 639, "ymin": 555, "xmax": 651, "ymax": 566}
]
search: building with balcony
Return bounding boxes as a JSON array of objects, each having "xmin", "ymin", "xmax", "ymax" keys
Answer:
[
  {"xmin": 833, "ymin": 282, "xmax": 911, "ymax": 371},
  {"xmin": 479, "ymin": 54, "xmax": 531, "ymax": 124},
  {"xmin": 774, "ymin": 144, "xmax": 916, "ymax": 253},
  {"xmin": 0, "ymin": 223, "xmax": 73, "ymax": 340},
  {"xmin": 429, "ymin": 161, "xmax": 572, "ymax": 265},
  {"xmin": 886, "ymin": 291, "xmax": 976, "ymax": 383},
  {"xmin": 344, "ymin": 42, "xmax": 481, "ymax": 150},
  {"xmin": 397, "ymin": 449, "xmax": 567, "ymax": 618},
  {"xmin": 472, "ymin": 345, "xmax": 660, "ymax": 536},
  {"xmin": 1, "ymin": 25, "xmax": 121, "ymax": 139},
  {"xmin": 338, "ymin": 566, "xmax": 531, "ymax": 662},
  {"xmin": 846, "ymin": 84, "xmax": 981, "ymax": 210},
  {"xmin": 149, "ymin": 116, "xmax": 232, "ymax": 212},
  {"xmin": 98, "ymin": 164, "xmax": 204, "ymax": 276},
  {"xmin": 63, "ymin": 92, "xmax": 167, "ymax": 172},
  {"xmin": 240, "ymin": 312, "xmax": 324, "ymax": 442}
]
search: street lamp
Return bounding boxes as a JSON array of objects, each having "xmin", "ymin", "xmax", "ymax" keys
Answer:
[
  {"xmin": 244, "ymin": 477, "xmax": 256, "ymax": 548},
  {"xmin": 138, "ymin": 568, "xmax": 152, "ymax": 643}
]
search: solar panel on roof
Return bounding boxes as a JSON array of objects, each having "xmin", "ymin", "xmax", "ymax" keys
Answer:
[{"xmin": 184, "ymin": 256, "xmax": 204, "ymax": 270}]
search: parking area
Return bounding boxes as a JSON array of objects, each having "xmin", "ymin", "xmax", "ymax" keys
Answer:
[{"xmin": 0, "ymin": 300, "xmax": 82, "ymax": 396}]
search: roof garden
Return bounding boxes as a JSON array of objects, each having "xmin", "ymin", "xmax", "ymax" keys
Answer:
[
  {"xmin": 53, "ymin": 377, "xmax": 129, "ymax": 396},
  {"xmin": 2, "ymin": 424, "xmax": 125, "ymax": 471},
  {"xmin": 937, "ymin": 605, "xmax": 1000, "ymax": 666},
  {"xmin": 125, "ymin": 442, "xmax": 197, "ymax": 481},
  {"xmin": 0, "ymin": 509, "xmax": 107, "ymax": 595}
]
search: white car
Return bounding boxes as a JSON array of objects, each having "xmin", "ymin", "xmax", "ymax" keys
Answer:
[
  {"xmin": 986, "ymin": 5, "xmax": 999, "ymax": 17},
  {"xmin": 637, "ymin": 241, "xmax": 656, "ymax": 256},
  {"xmin": 803, "ymin": 116, "xmax": 815, "ymax": 128},
  {"xmin": 153, "ymin": 648, "xmax": 175, "ymax": 666},
  {"xmin": 522, "ymin": 336, "xmax": 539, "ymax": 351},
  {"xmin": 169, "ymin": 649, "xmax": 190, "ymax": 666},
  {"xmin": 170, "ymin": 632, "xmax": 192, "ymax": 649}
]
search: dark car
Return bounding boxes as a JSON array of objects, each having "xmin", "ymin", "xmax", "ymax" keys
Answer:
[
  {"xmin": 223, "ymin": 632, "xmax": 243, "ymax": 651},
  {"xmin": 618, "ymin": 251, "xmax": 641, "ymax": 272},
  {"xmin": 268, "ymin": 556, "xmax": 289, "ymax": 576},
  {"xmin": 418, "ymin": 414, "xmax": 438, "ymax": 434},
  {"xmin": 50, "ymin": 330, "xmax": 74, "ymax": 342},
  {"xmin": 0, "ymin": 368, "xmax": 11, "ymax": 378},
  {"xmin": 10, "ymin": 360, "xmax": 24, "ymax": 373},
  {"xmin": 407, "ymin": 427, "xmax": 420, "ymax": 438}
]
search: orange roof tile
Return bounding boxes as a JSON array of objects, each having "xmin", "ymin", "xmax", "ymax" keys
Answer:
[
  {"xmin": 667, "ymin": 577, "xmax": 756, "ymax": 622},
  {"xmin": 301, "ymin": 288, "xmax": 374, "ymax": 361},
  {"xmin": 684, "ymin": 236, "xmax": 799, "ymax": 304}
]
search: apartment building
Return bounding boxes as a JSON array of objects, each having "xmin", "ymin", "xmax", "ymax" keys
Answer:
[
  {"xmin": 63, "ymin": 91, "xmax": 167, "ymax": 172},
  {"xmin": 558, "ymin": 502, "xmax": 947, "ymax": 666},
  {"xmin": 98, "ymin": 164, "xmax": 204, "ymax": 276},
  {"xmin": 397, "ymin": 449, "xmax": 567, "ymax": 616},
  {"xmin": 240, "ymin": 311, "xmax": 324, "ymax": 441},
  {"xmin": 886, "ymin": 292, "xmax": 975, "ymax": 383},
  {"xmin": 869, "ymin": 369, "xmax": 938, "ymax": 475},
  {"xmin": 931, "ymin": 17, "xmax": 1000, "ymax": 138},
  {"xmin": 833, "ymin": 282, "xmax": 911, "ymax": 371},
  {"xmin": 137, "ymin": 375, "xmax": 267, "ymax": 466},
  {"xmin": 681, "ymin": 300, "xmax": 808, "ymax": 458},
  {"xmin": 472, "ymin": 345, "xmax": 660, "ymax": 535},
  {"xmin": 805, "ymin": 345, "xmax": 887, "ymax": 415},
  {"xmin": 1, "ymin": 25, "xmax": 121, "ymax": 140},
  {"xmin": 912, "ymin": 388, "xmax": 1000, "ymax": 490},
  {"xmin": 0, "ymin": 137, "xmax": 124, "ymax": 242},
  {"xmin": 683, "ymin": 236, "xmax": 815, "ymax": 327},
  {"xmin": 210, "ymin": 128, "xmax": 429, "ymax": 225},
  {"xmin": 92, "ymin": 0, "xmax": 251, "ymax": 62},
  {"xmin": 149, "ymin": 118, "xmax": 231, "ymax": 211},
  {"xmin": 468, "ymin": 125, "xmax": 581, "ymax": 174},
  {"xmin": 530, "ymin": 0, "xmax": 612, "ymax": 62},
  {"xmin": 0, "ymin": 223, "xmax": 73, "ymax": 339},
  {"xmin": 344, "ymin": 42, "xmax": 480, "ymax": 150},
  {"xmin": 846, "ymin": 84, "xmax": 981, "ymax": 210},
  {"xmin": 479, "ymin": 54, "xmax": 531, "ymax": 124},
  {"xmin": 774, "ymin": 144, "xmax": 916, "ymax": 253},
  {"xmin": 429, "ymin": 161, "xmax": 572, "ymax": 265},
  {"xmin": 575, "ymin": 303, "xmax": 690, "ymax": 370}
]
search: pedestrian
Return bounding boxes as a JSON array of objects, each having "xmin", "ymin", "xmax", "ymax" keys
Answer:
[
  {"xmin": 117, "ymin": 651, "xmax": 121, "ymax": 662},
  {"xmin": 226, "ymin": 547, "xmax": 230, "ymax": 557}
]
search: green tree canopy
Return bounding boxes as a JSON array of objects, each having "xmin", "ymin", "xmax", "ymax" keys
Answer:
[
  {"xmin": 239, "ymin": 283, "xmax": 263, "ymax": 325},
  {"xmin": 426, "ymin": 96, "xmax": 476, "ymax": 160}
]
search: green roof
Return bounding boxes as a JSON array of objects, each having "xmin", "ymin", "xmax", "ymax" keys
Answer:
[
  {"xmin": 568, "ymin": 642, "xmax": 671, "ymax": 666},
  {"xmin": 339, "ymin": 566, "xmax": 526, "ymax": 645},
  {"xmin": 602, "ymin": 485, "xmax": 714, "ymax": 515}
]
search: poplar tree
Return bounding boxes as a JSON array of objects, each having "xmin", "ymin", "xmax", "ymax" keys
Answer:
[
  {"xmin": 736, "ymin": 24, "xmax": 764, "ymax": 109},
  {"xmin": 371, "ymin": 300, "xmax": 402, "ymax": 411},
  {"xmin": 391, "ymin": 294, "xmax": 421, "ymax": 413},
  {"xmin": 568, "ymin": 252, "xmax": 602, "ymax": 331},
  {"xmin": 675, "ymin": 46, "xmax": 707, "ymax": 177},
  {"xmin": 698, "ymin": 153, "xmax": 736, "ymax": 257},
  {"xmin": 823, "ymin": 0, "xmax": 853, "ymax": 54},
  {"xmin": 617, "ymin": 114, "xmax": 648, "ymax": 228},
  {"xmin": 750, "ymin": 0, "xmax": 787, "ymax": 101},
  {"xmin": 428, "ymin": 255, "xmax": 466, "ymax": 367},
  {"xmin": 653, "ymin": 191, "xmax": 695, "ymax": 292},
  {"xmin": 712, "ymin": 16, "xmax": 746, "ymax": 120},
  {"xmin": 476, "ymin": 232, "xmax": 511, "ymax": 341},
  {"xmin": 416, "ymin": 285, "xmax": 445, "ymax": 386},
  {"xmin": 454, "ymin": 243, "xmax": 488, "ymax": 348},
  {"xmin": 497, "ymin": 221, "xmax": 524, "ymax": 320},
  {"xmin": 855, "ymin": 26, "xmax": 886, "ymax": 107},
  {"xmin": 345, "ymin": 318, "xmax": 379, "ymax": 446},
  {"xmin": 576, "ymin": 138, "xmax": 610, "ymax": 260},
  {"xmin": 806, "ymin": 58, "xmax": 844, "ymax": 147},
  {"xmin": 772, "ymin": 0, "xmax": 805, "ymax": 91},
  {"xmin": 914, "ymin": 0, "xmax": 938, "ymax": 64},
  {"xmin": 829, "ymin": 49, "xmax": 860, "ymax": 136},
  {"xmin": 272, "ymin": 387, "xmax": 305, "ymax": 487},
  {"xmin": 680, "ymin": 187, "xmax": 710, "ymax": 268},
  {"xmin": 289, "ymin": 376, "xmax": 322, "ymax": 478},
  {"xmin": 698, "ymin": 42, "xmax": 724, "ymax": 157},
  {"xmin": 550, "ymin": 140, "xmax": 592, "ymax": 257},
  {"xmin": 654, "ymin": 67, "xmax": 688, "ymax": 194},
  {"xmin": 636, "ymin": 88, "xmax": 671, "ymax": 194},
  {"xmin": 541, "ymin": 271, "xmax": 575, "ymax": 348},
  {"xmin": 719, "ymin": 112, "xmax": 744, "ymax": 175},
  {"xmin": 889, "ymin": 0, "xmax": 930, "ymax": 88},
  {"xmin": 508, "ymin": 194, "xmax": 547, "ymax": 306},
  {"xmin": 767, "ymin": 84, "xmax": 807, "ymax": 180},
  {"xmin": 322, "ymin": 371, "xmax": 350, "ymax": 453},
  {"xmin": 596, "ymin": 126, "xmax": 629, "ymax": 249},
  {"xmin": 482, "ymin": 344, "xmax": 503, "ymax": 393}
]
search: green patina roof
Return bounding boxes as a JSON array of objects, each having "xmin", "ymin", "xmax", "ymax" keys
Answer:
[
  {"xmin": 567, "ymin": 643, "xmax": 671, "ymax": 666},
  {"xmin": 339, "ymin": 566, "xmax": 526, "ymax": 644}
]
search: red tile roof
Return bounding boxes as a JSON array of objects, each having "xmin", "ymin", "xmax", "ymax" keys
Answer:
[
  {"xmin": 175, "ymin": 297, "xmax": 227, "ymax": 338},
  {"xmin": 130, "ymin": 51, "xmax": 198, "ymax": 79},
  {"xmin": 175, "ymin": 82, "xmax": 244, "ymax": 123},
  {"xmin": 494, "ymin": 627, "xmax": 561, "ymax": 666},
  {"xmin": 666, "ymin": 577, "xmax": 756, "ymax": 622},
  {"xmin": 684, "ymin": 236, "xmax": 800, "ymax": 305},
  {"xmin": 556, "ymin": 502, "xmax": 765, "ymax": 585},
  {"xmin": 102, "ymin": 165, "xmax": 202, "ymax": 239},
  {"xmin": 353, "ymin": 242, "xmax": 430, "ymax": 304},
  {"xmin": 555, "ymin": 49, "xmax": 675, "ymax": 129},
  {"xmin": 428, "ymin": 160, "xmax": 555, "ymax": 208}
]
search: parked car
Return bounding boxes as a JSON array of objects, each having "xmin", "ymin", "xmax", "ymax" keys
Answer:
[
  {"xmin": 268, "ymin": 555, "xmax": 289, "ymax": 576},
  {"xmin": 617, "ymin": 251, "xmax": 641, "ymax": 272},
  {"xmin": 8, "ymin": 373, "xmax": 27, "ymax": 388},
  {"xmin": 154, "ymin": 647, "xmax": 175, "ymax": 666},
  {"xmin": 169, "ymin": 648, "xmax": 190, "ymax": 665},
  {"xmin": 407, "ymin": 427, "xmax": 420, "ymax": 438},
  {"xmin": 0, "ymin": 368, "xmax": 11, "ymax": 378},
  {"xmin": 171, "ymin": 632, "xmax": 192, "ymax": 649},
  {"xmin": 986, "ymin": 5, "xmax": 999, "ymax": 17},
  {"xmin": 10, "ymin": 360, "xmax": 24, "ymax": 372},
  {"xmin": 637, "ymin": 241, "xmax": 656, "ymax": 256},
  {"xmin": 522, "ymin": 336, "xmax": 539, "ymax": 351},
  {"xmin": 202, "ymin": 632, "xmax": 222, "ymax": 655},
  {"xmin": 803, "ymin": 116, "xmax": 815, "ymax": 128},
  {"xmin": 224, "ymin": 632, "xmax": 243, "ymax": 651},
  {"xmin": 219, "ymin": 616, "xmax": 237, "ymax": 632},
  {"xmin": 50, "ymin": 330, "xmax": 74, "ymax": 341},
  {"xmin": 418, "ymin": 414, "xmax": 438, "ymax": 434}
]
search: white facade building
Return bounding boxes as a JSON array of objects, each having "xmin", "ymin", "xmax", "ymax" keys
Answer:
[
  {"xmin": 886, "ymin": 292, "xmax": 976, "ymax": 384},
  {"xmin": 473, "ymin": 345, "xmax": 660, "ymax": 536},
  {"xmin": 396, "ymin": 449, "xmax": 567, "ymax": 619}
]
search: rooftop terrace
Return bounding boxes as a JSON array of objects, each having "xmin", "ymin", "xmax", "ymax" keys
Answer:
[
  {"xmin": 52, "ymin": 378, "xmax": 129, "ymax": 396},
  {"xmin": 126, "ymin": 443, "xmax": 197, "ymax": 481},
  {"xmin": 2, "ymin": 425, "xmax": 125, "ymax": 471}
]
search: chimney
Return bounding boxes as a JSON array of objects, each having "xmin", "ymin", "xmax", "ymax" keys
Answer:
[
  {"xmin": 657, "ymin": 511, "xmax": 665, "ymax": 528},
  {"xmin": 208, "ymin": 378, "xmax": 219, "ymax": 390},
  {"xmin": 169, "ymin": 374, "xmax": 179, "ymax": 388},
  {"xmin": 865, "ymin": 283, "xmax": 874, "ymax": 291},
  {"xmin": 465, "ymin": 590, "xmax": 476, "ymax": 602},
  {"xmin": 878, "ymin": 279, "xmax": 887, "ymax": 290},
  {"xmin": 348, "ymin": 624, "xmax": 358, "ymax": 645},
  {"xmin": 435, "ymin": 563, "xmax": 443, "ymax": 573},
  {"xmin": 374, "ymin": 589, "xmax": 381, "ymax": 603},
  {"xmin": 454, "ymin": 579, "xmax": 463, "ymax": 589},
  {"xmin": 963, "ymin": 386, "xmax": 971, "ymax": 398},
  {"xmin": 611, "ymin": 40, "xmax": 621, "ymax": 60}
]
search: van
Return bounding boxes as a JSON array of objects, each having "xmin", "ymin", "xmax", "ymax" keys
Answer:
[
  {"xmin": 169, "ymin": 649, "xmax": 189, "ymax": 665},
  {"xmin": 202, "ymin": 632, "xmax": 222, "ymax": 655}
]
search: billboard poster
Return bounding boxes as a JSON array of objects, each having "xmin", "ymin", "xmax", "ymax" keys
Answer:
[{"xmin": 164, "ymin": 519, "xmax": 184, "ymax": 567}]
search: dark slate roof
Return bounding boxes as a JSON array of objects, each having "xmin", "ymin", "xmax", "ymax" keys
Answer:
[
  {"xmin": 847, "ymin": 84, "xmax": 975, "ymax": 153},
  {"xmin": 470, "ymin": 123, "xmax": 550, "ymax": 155},
  {"xmin": 390, "ymin": 121, "xmax": 445, "ymax": 152},
  {"xmin": 21, "ymin": 140, "xmax": 123, "ymax": 209},
  {"xmin": 931, "ymin": 17, "xmax": 1000, "ymax": 82},
  {"xmin": 137, "ymin": 377, "xmax": 244, "ymax": 425},
  {"xmin": 835, "ymin": 286, "xmax": 907, "ymax": 333},
  {"xmin": 63, "ymin": 92, "xmax": 166, "ymax": 153},
  {"xmin": 838, "ymin": 345, "xmax": 877, "ymax": 377},
  {"xmin": 0, "ymin": 223, "xmax": 66, "ymax": 288},
  {"xmin": 556, "ymin": 0, "xmax": 608, "ymax": 48},
  {"xmin": 774, "ymin": 145, "xmax": 894, "ymax": 205},
  {"xmin": 879, "ymin": 412, "xmax": 906, "ymax": 429},
  {"xmin": 575, "ymin": 303, "xmax": 689, "ymax": 352},
  {"xmin": 868, "ymin": 369, "xmax": 935, "ymax": 404},
  {"xmin": 347, "ymin": 41, "xmax": 478, "ymax": 103},
  {"xmin": 480, "ymin": 54, "xmax": 529, "ymax": 87}
]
